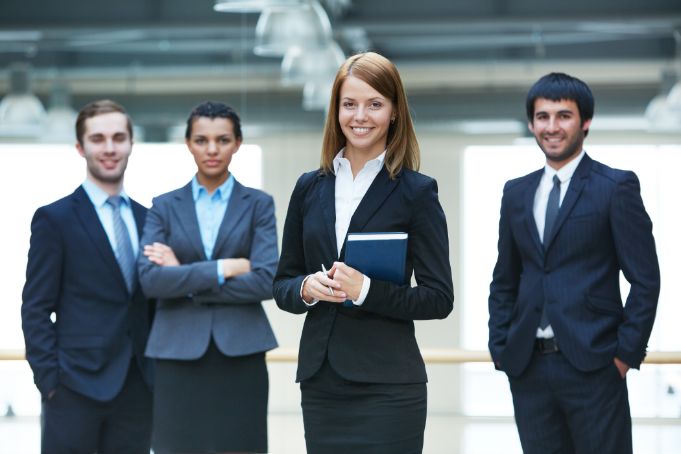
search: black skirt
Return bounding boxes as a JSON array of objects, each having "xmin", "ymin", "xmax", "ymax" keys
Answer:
[
  {"xmin": 152, "ymin": 341, "xmax": 268, "ymax": 453},
  {"xmin": 301, "ymin": 359, "xmax": 427, "ymax": 454}
]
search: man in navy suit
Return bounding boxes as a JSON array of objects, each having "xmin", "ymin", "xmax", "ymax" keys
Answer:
[
  {"xmin": 488, "ymin": 73, "xmax": 660, "ymax": 453},
  {"xmin": 22, "ymin": 100, "xmax": 153, "ymax": 453}
]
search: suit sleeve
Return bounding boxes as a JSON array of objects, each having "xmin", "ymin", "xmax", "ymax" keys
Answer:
[
  {"xmin": 487, "ymin": 183, "xmax": 522, "ymax": 368},
  {"xmin": 137, "ymin": 198, "xmax": 220, "ymax": 299},
  {"xmin": 610, "ymin": 172, "xmax": 660, "ymax": 369},
  {"xmin": 358, "ymin": 177, "xmax": 454, "ymax": 321},
  {"xmin": 191, "ymin": 195, "xmax": 278, "ymax": 304},
  {"xmin": 21, "ymin": 208, "xmax": 61, "ymax": 397},
  {"xmin": 272, "ymin": 174, "xmax": 313, "ymax": 315}
]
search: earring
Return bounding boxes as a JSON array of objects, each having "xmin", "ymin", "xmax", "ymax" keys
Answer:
[{"xmin": 391, "ymin": 117, "xmax": 396, "ymax": 124}]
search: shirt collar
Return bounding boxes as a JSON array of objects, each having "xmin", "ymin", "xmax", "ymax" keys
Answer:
[
  {"xmin": 544, "ymin": 149, "xmax": 585, "ymax": 183},
  {"xmin": 82, "ymin": 178, "xmax": 130, "ymax": 208},
  {"xmin": 332, "ymin": 148, "xmax": 387, "ymax": 175},
  {"xmin": 191, "ymin": 174, "xmax": 234, "ymax": 202}
]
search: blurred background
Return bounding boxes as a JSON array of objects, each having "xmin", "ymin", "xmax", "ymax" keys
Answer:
[{"xmin": 1, "ymin": 1, "xmax": 681, "ymax": 452}]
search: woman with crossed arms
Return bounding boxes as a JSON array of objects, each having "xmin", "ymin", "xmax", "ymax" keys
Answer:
[{"xmin": 139, "ymin": 101, "xmax": 278, "ymax": 454}]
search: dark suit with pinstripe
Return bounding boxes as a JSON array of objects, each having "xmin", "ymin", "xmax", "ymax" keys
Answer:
[{"xmin": 488, "ymin": 153, "xmax": 660, "ymax": 453}]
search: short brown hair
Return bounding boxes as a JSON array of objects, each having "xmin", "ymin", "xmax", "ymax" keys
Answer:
[
  {"xmin": 75, "ymin": 99, "xmax": 133, "ymax": 145},
  {"xmin": 320, "ymin": 52, "xmax": 420, "ymax": 179}
]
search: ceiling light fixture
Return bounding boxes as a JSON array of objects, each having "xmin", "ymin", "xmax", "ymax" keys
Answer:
[
  {"xmin": 254, "ymin": 1, "xmax": 332, "ymax": 57},
  {"xmin": 664, "ymin": 29, "xmax": 681, "ymax": 112},
  {"xmin": 43, "ymin": 81, "xmax": 77, "ymax": 143},
  {"xmin": 302, "ymin": 79, "xmax": 333, "ymax": 112},
  {"xmin": 0, "ymin": 62, "xmax": 46, "ymax": 141},
  {"xmin": 213, "ymin": 0, "xmax": 300, "ymax": 13},
  {"xmin": 281, "ymin": 40, "xmax": 344, "ymax": 86},
  {"xmin": 646, "ymin": 31, "xmax": 681, "ymax": 132}
]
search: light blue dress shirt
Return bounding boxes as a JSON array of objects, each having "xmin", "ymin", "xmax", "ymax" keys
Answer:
[
  {"xmin": 82, "ymin": 179, "xmax": 139, "ymax": 257},
  {"xmin": 191, "ymin": 174, "xmax": 235, "ymax": 285}
]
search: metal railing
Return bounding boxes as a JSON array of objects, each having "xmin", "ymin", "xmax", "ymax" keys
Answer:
[{"xmin": 2, "ymin": 348, "xmax": 680, "ymax": 364}]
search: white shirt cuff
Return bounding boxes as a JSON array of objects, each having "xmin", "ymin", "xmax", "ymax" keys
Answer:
[
  {"xmin": 300, "ymin": 274, "xmax": 319, "ymax": 307},
  {"xmin": 352, "ymin": 275, "xmax": 371, "ymax": 306}
]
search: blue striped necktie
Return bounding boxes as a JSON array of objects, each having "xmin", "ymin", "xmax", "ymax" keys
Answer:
[{"xmin": 106, "ymin": 195, "xmax": 136, "ymax": 294}]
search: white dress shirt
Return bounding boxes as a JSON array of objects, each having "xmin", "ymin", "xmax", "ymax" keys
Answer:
[
  {"xmin": 533, "ymin": 149, "xmax": 585, "ymax": 338},
  {"xmin": 302, "ymin": 149, "xmax": 386, "ymax": 306}
]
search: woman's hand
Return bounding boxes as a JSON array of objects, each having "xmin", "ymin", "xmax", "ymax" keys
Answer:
[
  {"xmin": 222, "ymin": 258, "xmax": 251, "ymax": 279},
  {"xmin": 302, "ymin": 270, "xmax": 347, "ymax": 304},
  {"xmin": 328, "ymin": 262, "xmax": 365, "ymax": 301},
  {"xmin": 143, "ymin": 242, "xmax": 180, "ymax": 267}
]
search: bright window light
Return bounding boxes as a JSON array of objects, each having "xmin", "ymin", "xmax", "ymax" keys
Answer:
[
  {"xmin": 0, "ymin": 141, "xmax": 262, "ymax": 415},
  {"xmin": 0, "ymin": 142, "xmax": 262, "ymax": 349}
]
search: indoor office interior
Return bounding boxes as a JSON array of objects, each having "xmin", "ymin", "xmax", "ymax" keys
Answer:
[{"xmin": 1, "ymin": 1, "xmax": 681, "ymax": 453}]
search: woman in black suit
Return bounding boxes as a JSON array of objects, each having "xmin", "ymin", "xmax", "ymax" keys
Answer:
[{"xmin": 273, "ymin": 52, "xmax": 454, "ymax": 454}]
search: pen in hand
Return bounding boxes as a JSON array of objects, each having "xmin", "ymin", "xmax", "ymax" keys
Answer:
[{"xmin": 321, "ymin": 264, "xmax": 334, "ymax": 296}]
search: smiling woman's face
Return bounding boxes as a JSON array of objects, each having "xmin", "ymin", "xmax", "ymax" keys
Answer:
[{"xmin": 338, "ymin": 75, "xmax": 394, "ymax": 161}]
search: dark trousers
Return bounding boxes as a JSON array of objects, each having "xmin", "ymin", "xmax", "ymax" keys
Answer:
[
  {"xmin": 41, "ymin": 360, "xmax": 152, "ymax": 454},
  {"xmin": 508, "ymin": 350, "xmax": 632, "ymax": 454}
]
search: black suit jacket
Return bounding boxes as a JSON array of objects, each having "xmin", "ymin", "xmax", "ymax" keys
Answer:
[
  {"xmin": 488, "ymin": 154, "xmax": 660, "ymax": 377},
  {"xmin": 273, "ymin": 166, "xmax": 454, "ymax": 384},
  {"xmin": 22, "ymin": 186, "xmax": 154, "ymax": 401}
]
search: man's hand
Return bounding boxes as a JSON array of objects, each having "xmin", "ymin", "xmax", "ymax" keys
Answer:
[{"xmin": 614, "ymin": 357, "xmax": 630, "ymax": 379}]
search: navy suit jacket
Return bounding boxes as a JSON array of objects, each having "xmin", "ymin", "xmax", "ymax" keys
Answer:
[
  {"xmin": 273, "ymin": 166, "xmax": 454, "ymax": 384},
  {"xmin": 488, "ymin": 154, "xmax": 660, "ymax": 377},
  {"xmin": 138, "ymin": 179, "xmax": 278, "ymax": 360},
  {"xmin": 22, "ymin": 186, "xmax": 154, "ymax": 401}
]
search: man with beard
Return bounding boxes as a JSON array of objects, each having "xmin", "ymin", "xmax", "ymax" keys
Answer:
[
  {"xmin": 22, "ymin": 100, "xmax": 153, "ymax": 453},
  {"xmin": 488, "ymin": 73, "xmax": 660, "ymax": 453}
]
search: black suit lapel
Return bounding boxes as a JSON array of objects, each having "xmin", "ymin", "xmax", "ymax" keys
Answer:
[
  {"xmin": 171, "ymin": 182, "xmax": 207, "ymax": 260},
  {"xmin": 212, "ymin": 180, "xmax": 250, "ymax": 258},
  {"xmin": 339, "ymin": 166, "xmax": 400, "ymax": 257},
  {"xmin": 522, "ymin": 170, "xmax": 544, "ymax": 257},
  {"xmin": 543, "ymin": 154, "xmax": 591, "ymax": 250},
  {"xmin": 318, "ymin": 172, "xmax": 338, "ymax": 256},
  {"xmin": 72, "ymin": 186, "xmax": 129, "ymax": 292}
]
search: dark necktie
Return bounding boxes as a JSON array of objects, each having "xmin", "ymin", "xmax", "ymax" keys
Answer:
[
  {"xmin": 107, "ymin": 195, "xmax": 136, "ymax": 293},
  {"xmin": 540, "ymin": 175, "xmax": 561, "ymax": 329}
]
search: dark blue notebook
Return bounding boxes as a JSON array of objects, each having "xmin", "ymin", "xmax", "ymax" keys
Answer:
[{"xmin": 343, "ymin": 232, "xmax": 408, "ymax": 307}]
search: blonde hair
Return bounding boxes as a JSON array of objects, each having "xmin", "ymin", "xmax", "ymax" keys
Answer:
[{"xmin": 320, "ymin": 52, "xmax": 420, "ymax": 179}]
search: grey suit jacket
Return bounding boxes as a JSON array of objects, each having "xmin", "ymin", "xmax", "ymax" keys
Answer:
[{"xmin": 138, "ymin": 179, "xmax": 278, "ymax": 359}]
